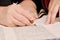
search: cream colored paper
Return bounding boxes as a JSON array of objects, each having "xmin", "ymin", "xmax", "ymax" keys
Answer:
[{"xmin": 0, "ymin": 15, "xmax": 60, "ymax": 40}]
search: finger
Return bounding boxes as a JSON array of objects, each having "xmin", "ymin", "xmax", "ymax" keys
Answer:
[
  {"xmin": 6, "ymin": 13, "xmax": 16, "ymax": 27},
  {"xmin": 48, "ymin": 0, "xmax": 53, "ymax": 10},
  {"xmin": 50, "ymin": 5, "xmax": 59, "ymax": 24},
  {"xmin": 26, "ymin": 8, "xmax": 38, "ymax": 18},
  {"xmin": 32, "ymin": 9, "xmax": 38, "ymax": 18},
  {"xmin": 46, "ymin": 2, "xmax": 57, "ymax": 24},
  {"xmin": 13, "ymin": 5, "xmax": 36, "ymax": 21},
  {"xmin": 45, "ymin": 4, "xmax": 54, "ymax": 24},
  {"xmin": 11, "ymin": 9, "xmax": 31, "ymax": 25},
  {"xmin": 29, "ymin": 10, "xmax": 38, "ymax": 19},
  {"xmin": 45, "ymin": 12, "xmax": 51, "ymax": 24},
  {"xmin": 10, "ymin": 16, "xmax": 25, "ymax": 27}
]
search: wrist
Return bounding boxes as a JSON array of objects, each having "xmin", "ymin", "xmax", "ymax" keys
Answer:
[
  {"xmin": 0, "ymin": 6, "xmax": 8, "ymax": 13},
  {"xmin": 0, "ymin": 6, "xmax": 8, "ymax": 26}
]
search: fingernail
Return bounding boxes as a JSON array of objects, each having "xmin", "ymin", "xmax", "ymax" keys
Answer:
[
  {"xmin": 30, "ymin": 20, "xmax": 34, "ymax": 24},
  {"xmin": 35, "ymin": 13, "xmax": 38, "ymax": 18}
]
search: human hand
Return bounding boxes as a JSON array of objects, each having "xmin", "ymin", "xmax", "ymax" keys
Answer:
[
  {"xmin": 46, "ymin": 0, "xmax": 60, "ymax": 24},
  {"xmin": 0, "ymin": 3, "xmax": 38, "ymax": 27},
  {"xmin": 20, "ymin": 1, "xmax": 38, "ymax": 18}
]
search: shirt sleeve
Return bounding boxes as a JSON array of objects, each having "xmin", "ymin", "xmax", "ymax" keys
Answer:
[
  {"xmin": 0, "ymin": 0, "xmax": 13, "ymax": 6},
  {"xmin": 13, "ymin": 0, "xmax": 23, "ymax": 4}
]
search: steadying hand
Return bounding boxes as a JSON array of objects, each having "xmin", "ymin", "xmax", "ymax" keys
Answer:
[{"xmin": 46, "ymin": 0, "xmax": 60, "ymax": 24}]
